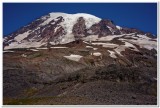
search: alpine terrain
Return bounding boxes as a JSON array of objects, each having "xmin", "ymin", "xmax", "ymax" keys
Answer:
[{"xmin": 3, "ymin": 12, "xmax": 157, "ymax": 105}]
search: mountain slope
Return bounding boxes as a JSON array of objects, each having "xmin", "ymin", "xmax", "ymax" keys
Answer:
[{"xmin": 3, "ymin": 40, "xmax": 157, "ymax": 104}]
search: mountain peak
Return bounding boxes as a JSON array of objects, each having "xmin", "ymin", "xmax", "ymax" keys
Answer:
[
  {"xmin": 49, "ymin": 12, "xmax": 101, "ymax": 20},
  {"xmin": 3, "ymin": 12, "xmax": 156, "ymax": 50}
]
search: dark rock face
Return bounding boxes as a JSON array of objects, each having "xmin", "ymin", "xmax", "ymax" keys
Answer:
[
  {"xmin": 73, "ymin": 17, "xmax": 87, "ymax": 40},
  {"xmin": 24, "ymin": 16, "xmax": 66, "ymax": 43},
  {"xmin": 98, "ymin": 20, "xmax": 113, "ymax": 36},
  {"xmin": 121, "ymin": 28, "xmax": 144, "ymax": 35},
  {"xmin": 89, "ymin": 20, "xmax": 112, "ymax": 36},
  {"xmin": 145, "ymin": 32, "xmax": 156, "ymax": 38},
  {"xmin": 88, "ymin": 19, "xmax": 121, "ymax": 37},
  {"xmin": 41, "ymin": 25, "xmax": 65, "ymax": 42}
]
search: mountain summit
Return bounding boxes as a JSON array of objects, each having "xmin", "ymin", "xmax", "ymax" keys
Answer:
[{"xmin": 3, "ymin": 12, "xmax": 156, "ymax": 50}]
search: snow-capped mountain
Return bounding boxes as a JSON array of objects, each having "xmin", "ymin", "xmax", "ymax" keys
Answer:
[
  {"xmin": 3, "ymin": 12, "xmax": 157, "ymax": 105},
  {"xmin": 3, "ymin": 12, "xmax": 156, "ymax": 51}
]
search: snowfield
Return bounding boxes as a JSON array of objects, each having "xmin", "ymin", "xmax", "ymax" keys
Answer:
[
  {"xmin": 41, "ymin": 12, "xmax": 101, "ymax": 36},
  {"xmin": 118, "ymin": 35, "xmax": 157, "ymax": 51},
  {"xmin": 83, "ymin": 34, "xmax": 126, "ymax": 41},
  {"xmin": 4, "ymin": 42, "xmax": 46, "ymax": 50}
]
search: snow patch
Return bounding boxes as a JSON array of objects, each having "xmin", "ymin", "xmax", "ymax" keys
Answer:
[
  {"xmin": 21, "ymin": 54, "xmax": 27, "ymax": 57},
  {"xmin": 51, "ymin": 47, "xmax": 68, "ymax": 49},
  {"xmin": 51, "ymin": 22, "xmax": 55, "ymax": 25},
  {"xmin": 143, "ymin": 45, "xmax": 156, "ymax": 50},
  {"xmin": 86, "ymin": 46, "xmax": 93, "ymax": 48},
  {"xmin": 92, "ymin": 42, "xmax": 106, "ymax": 45},
  {"xmin": 108, "ymin": 50, "xmax": 117, "ymax": 58},
  {"xmin": 123, "ymin": 41, "xmax": 139, "ymax": 51},
  {"xmin": 114, "ymin": 46, "xmax": 126, "ymax": 56},
  {"xmin": 116, "ymin": 25, "xmax": 122, "ymax": 30},
  {"xmin": 4, "ymin": 42, "xmax": 46, "ymax": 50},
  {"xmin": 30, "ymin": 49, "xmax": 39, "ymax": 51},
  {"xmin": 86, "ymin": 46, "xmax": 98, "ymax": 50},
  {"xmin": 102, "ymin": 43, "xmax": 119, "ymax": 48},
  {"xmin": 87, "ymin": 30, "xmax": 93, "ymax": 34},
  {"xmin": 137, "ymin": 34, "xmax": 151, "ymax": 40},
  {"xmin": 92, "ymin": 42, "xmax": 119, "ymax": 48},
  {"xmin": 83, "ymin": 35, "xmax": 99, "ymax": 41},
  {"xmin": 93, "ymin": 52, "xmax": 102, "ymax": 56},
  {"xmin": 7, "ymin": 39, "xmax": 14, "ymax": 43},
  {"xmin": 54, "ymin": 26, "xmax": 61, "ymax": 33},
  {"xmin": 64, "ymin": 54, "xmax": 83, "ymax": 62},
  {"xmin": 83, "ymin": 41, "xmax": 91, "ymax": 45},
  {"xmin": 36, "ymin": 47, "xmax": 48, "ymax": 50},
  {"xmin": 14, "ymin": 31, "xmax": 30, "ymax": 42},
  {"xmin": 107, "ymin": 26, "xmax": 114, "ymax": 34},
  {"xmin": 98, "ymin": 34, "xmax": 125, "ymax": 41},
  {"xmin": 60, "ymin": 34, "xmax": 75, "ymax": 44},
  {"xmin": 3, "ymin": 50, "xmax": 14, "ymax": 53},
  {"xmin": 93, "ymin": 48, "xmax": 98, "ymax": 50}
]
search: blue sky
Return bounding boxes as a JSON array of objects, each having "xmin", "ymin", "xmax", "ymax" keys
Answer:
[{"xmin": 3, "ymin": 3, "xmax": 157, "ymax": 36}]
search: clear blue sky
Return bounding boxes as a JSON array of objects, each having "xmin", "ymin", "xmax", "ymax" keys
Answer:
[{"xmin": 3, "ymin": 3, "xmax": 157, "ymax": 36}]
